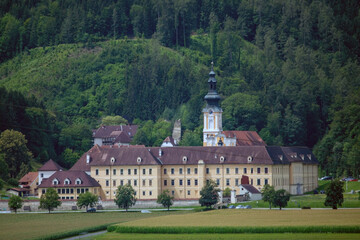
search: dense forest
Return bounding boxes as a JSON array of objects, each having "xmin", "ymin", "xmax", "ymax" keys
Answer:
[{"xmin": 0, "ymin": 0, "xmax": 359, "ymax": 184}]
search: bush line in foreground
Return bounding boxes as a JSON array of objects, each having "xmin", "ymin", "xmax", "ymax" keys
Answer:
[
  {"xmin": 34, "ymin": 223, "xmax": 114, "ymax": 240},
  {"xmin": 107, "ymin": 225, "xmax": 360, "ymax": 234}
]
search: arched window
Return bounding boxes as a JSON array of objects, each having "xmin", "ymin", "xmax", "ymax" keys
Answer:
[
  {"xmin": 75, "ymin": 178, "xmax": 82, "ymax": 185},
  {"xmin": 52, "ymin": 178, "xmax": 59, "ymax": 185},
  {"xmin": 64, "ymin": 178, "xmax": 71, "ymax": 185}
]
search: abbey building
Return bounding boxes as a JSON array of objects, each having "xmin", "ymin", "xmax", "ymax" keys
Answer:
[{"xmin": 37, "ymin": 64, "xmax": 318, "ymax": 201}]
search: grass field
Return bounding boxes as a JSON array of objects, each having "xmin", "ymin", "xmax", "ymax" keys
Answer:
[
  {"xmin": 0, "ymin": 211, "xmax": 190, "ymax": 240},
  {"xmin": 96, "ymin": 233, "xmax": 360, "ymax": 240},
  {"xmin": 118, "ymin": 209, "xmax": 360, "ymax": 227}
]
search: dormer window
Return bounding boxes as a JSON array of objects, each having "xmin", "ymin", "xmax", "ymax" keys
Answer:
[
  {"xmin": 52, "ymin": 179, "xmax": 59, "ymax": 185},
  {"xmin": 64, "ymin": 178, "xmax": 70, "ymax": 185},
  {"xmin": 75, "ymin": 178, "xmax": 82, "ymax": 185}
]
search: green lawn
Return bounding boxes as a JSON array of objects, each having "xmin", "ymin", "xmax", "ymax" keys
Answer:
[
  {"xmin": 0, "ymin": 211, "xmax": 191, "ymax": 240},
  {"xmin": 95, "ymin": 233, "xmax": 360, "ymax": 240}
]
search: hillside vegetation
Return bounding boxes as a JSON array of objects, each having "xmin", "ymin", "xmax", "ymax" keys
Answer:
[{"xmin": 0, "ymin": 0, "xmax": 359, "ymax": 181}]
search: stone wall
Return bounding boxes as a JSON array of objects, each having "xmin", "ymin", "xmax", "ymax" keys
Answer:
[{"xmin": 0, "ymin": 199, "xmax": 200, "ymax": 212}]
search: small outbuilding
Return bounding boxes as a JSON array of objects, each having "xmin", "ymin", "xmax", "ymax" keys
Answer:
[{"xmin": 238, "ymin": 184, "xmax": 262, "ymax": 201}]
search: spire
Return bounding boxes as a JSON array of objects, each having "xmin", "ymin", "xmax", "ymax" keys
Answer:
[{"xmin": 204, "ymin": 62, "xmax": 220, "ymax": 107}]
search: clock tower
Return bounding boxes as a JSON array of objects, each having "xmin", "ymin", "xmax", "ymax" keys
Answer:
[{"xmin": 203, "ymin": 62, "xmax": 224, "ymax": 146}]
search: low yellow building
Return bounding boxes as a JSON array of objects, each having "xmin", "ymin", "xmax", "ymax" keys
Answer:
[
  {"xmin": 70, "ymin": 144, "xmax": 318, "ymax": 200},
  {"xmin": 37, "ymin": 170, "xmax": 102, "ymax": 200}
]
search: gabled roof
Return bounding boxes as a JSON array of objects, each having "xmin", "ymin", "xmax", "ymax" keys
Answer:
[
  {"xmin": 114, "ymin": 131, "xmax": 132, "ymax": 143},
  {"xmin": 92, "ymin": 125, "xmax": 138, "ymax": 139},
  {"xmin": 18, "ymin": 172, "xmax": 38, "ymax": 184},
  {"xmin": 163, "ymin": 136, "xmax": 176, "ymax": 145},
  {"xmin": 222, "ymin": 131, "xmax": 266, "ymax": 146},
  {"xmin": 240, "ymin": 184, "xmax": 261, "ymax": 194},
  {"xmin": 38, "ymin": 159, "xmax": 63, "ymax": 171},
  {"xmin": 38, "ymin": 171, "xmax": 100, "ymax": 188}
]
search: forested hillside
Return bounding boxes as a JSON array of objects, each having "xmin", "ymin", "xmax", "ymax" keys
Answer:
[{"xmin": 0, "ymin": 0, "xmax": 359, "ymax": 182}]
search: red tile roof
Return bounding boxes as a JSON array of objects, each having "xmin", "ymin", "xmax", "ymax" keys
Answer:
[
  {"xmin": 18, "ymin": 172, "xmax": 38, "ymax": 184},
  {"xmin": 222, "ymin": 131, "xmax": 266, "ymax": 146},
  {"xmin": 163, "ymin": 136, "xmax": 176, "ymax": 145},
  {"xmin": 38, "ymin": 171, "xmax": 100, "ymax": 188},
  {"xmin": 38, "ymin": 159, "xmax": 63, "ymax": 171}
]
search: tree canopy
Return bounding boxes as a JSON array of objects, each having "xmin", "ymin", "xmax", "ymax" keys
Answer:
[
  {"xmin": 39, "ymin": 188, "xmax": 61, "ymax": 213},
  {"xmin": 273, "ymin": 189, "xmax": 290, "ymax": 210},
  {"xmin": 8, "ymin": 195, "xmax": 23, "ymax": 213},
  {"xmin": 324, "ymin": 179, "xmax": 344, "ymax": 209},
  {"xmin": 157, "ymin": 190, "xmax": 174, "ymax": 211},
  {"xmin": 77, "ymin": 191, "xmax": 98, "ymax": 212},
  {"xmin": 114, "ymin": 184, "xmax": 136, "ymax": 211},
  {"xmin": 199, "ymin": 180, "xmax": 219, "ymax": 208},
  {"xmin": 261, "ymin": 184, "xmax": 276, "ymax": 209}
]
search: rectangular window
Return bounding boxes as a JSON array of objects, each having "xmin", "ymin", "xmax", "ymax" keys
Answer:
[
  {"xmin": 179, "ymin": 168, "xmax": 183, "ymax": 174},
  {"xmin": 265, "ymin": 178, "xmax": 268, "ymax": 185},
  {"xmin": 171, "ymin": 168, "xmax": 175, "ymax": 174},
  {"xmin": 81, "ymin": 188, "xmax": 85, "ymax": 193},
  {"xmin": 179, "ymin": 179, "xmax": 183, "ymax": 186},
  {"xmin": 134, "ymin": 180, "xmax": 137, "ymax": 186},
  {"xmin": 149, "ymin": 168, "xmax": 152, "ymax": 175},
  {"xmin": 142, "ymin": 180, "xmax": 146, "ymax": 186},
  {"xmin": 120, "ymin": 169, "xmax": 123, "ymax": 175},
  {"xmin": 171, "ymin": 179, "xmax": 175, "ymax": 186},
  {"xmin": 216, "ymin": 179, "xmax": 220, "ymax": 186},
  {"xmin": 235, "ymin": 168, "xmax": 239, "ymax": 174},
  {"xmin": 251, "ymin": 179, "xmax": 253, "ymax": 185},
  {"xmin": 66, "ymin": 188, "xmax": 70, "ymax": 194},
  {"xmin": 187, "ymin": 190, "xmax": 190, "ymax": 196},
  {"xmin": 77, "ymin": 189, "xmax": 80, "ymax": 194},
  {"xmin": 206, "ymin": 168, "xmax": 209, "ymax": 174},
  {"xmin": 57, "ymin": 189, "xmax": 61, "ymax": 194},
  {"xmin": 120, "ymin": 180, "xmax": 124, "ymax": 186},
  {"xmin": 149, "ymin": 180, "xmax": 152, "ymax": 186},
  {"xmin": 194, "ymin": 168, "xmax": 198, "ymax": 174},
  {"xmin": 251, "ymin": 168, "xmax": 253, "ymax": 174},
  {"xmin": 113, "ymin": 169, "xmax": 116, "ymax": 175},
  {"xmin": 265, "ymin": 168, "xmax": 268, "ymax": 174},
  {"xmin": 235, "ymin": 179, "xmax": 239, "ymax": 186},
  {"xmin": 106, "ymin": 169, "xmax": 109, "ymax": 175},
  {"xmin": 171, "ymin": 191, "xmax": 175, "ymax": 196},
  {"xmin": 113, "ymin": 180, "xmax": 116, "ymax": 186},
  {"xmin": 257, "ymin": 168, "xmax": 261, "ymax": 174},
  {"xmin": 149, "ymin": 191, "xmax": 152, "ymax": 196},
  {"xmin": 187, "ymin": 179, "xmax": 191, "ymax": 186},
  {"xmin": 128, "ymin": 169, "xmax": 131, "ymax": 175},
  {"xmin": 128, "ymin": 180, "xmax": 131, "ymax": 185},
  {"xmin": 216, "ymin": 168, "xmax": 220, "ymax": 174},
  {"xmin": 86, "ymin": 188, "xmax": 89, "ymax": 192},
  {"xmin": 106, "ymin": 180, "xmax": 109, "ymax": 186},
  {"xmin": 134, "ymin": 169, "xmax": 137, "ymax": 175},
  {"xmin": 226, "ymin": 179, "xmax": 230, "ymax": 186},
  {"xmin": 70, "ymin": 189, "xmax": 74, "ymax": 194},
  {"xmin": 164, "ymin": 180, "xmax": 167, "ymax": 186},
  {"xmin": 244, "ymin": 168, "xmax": 247, "ymax": 174},
  {"xmin": 195, "ymin": 179, "xmax": 198, "ymax": 186},
  {"xmin": 41, "ymin": 173, "xmax": 44, "ymax": 178},
  {"xmin": 187, "ymin": 168, "xmax": 191, "ymax": 174},
  {"xmin": 226, "ymin": 168, "xmax": 230, "ymax": 174},
  {"xmin": 95, "ymin": 169, "xmax": 99, "ymax": 175},
  {"xmin": 62, "ymin": 189, "xmax": 65, "ymax": 194},
  {"xmin": 164, "ymin": 168, "xmax": 167, "ymax": 174},
  {"xmin": 142, "ymin": 191, "xmax": 145, "ymax": 196},
  {"xmin": 257, "ymin": 179, "xmax": 261, "ymax": 185},
  {"xmin": 143, "ymin": 169, "xmax": 146, "ymax": 175}
]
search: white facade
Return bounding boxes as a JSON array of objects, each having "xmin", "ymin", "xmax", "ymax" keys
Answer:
[
  {"xmin": 38, "ymin": 171, "xmax": 57, "ymax": 185},
  {"xmin": 238, "ymin": 185, "xmax": 262, "ymax": 201}
]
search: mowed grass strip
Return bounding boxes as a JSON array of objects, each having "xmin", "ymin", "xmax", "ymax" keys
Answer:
[
  {"xmin": 118, "ymin": 209, "xmax": 360, "ymax": 227},
  {"xmin": 98, "ymin": 232, "xmax": 360, "ymax": 240},
  {"xmin": 0, "ymin": 210, "xmax": 190, "ymax": 240}
]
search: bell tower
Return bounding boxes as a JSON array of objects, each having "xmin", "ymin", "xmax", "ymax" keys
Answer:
[{"xmin": 203, "ymin": 62, "xmax": 223, "ymax": 146}]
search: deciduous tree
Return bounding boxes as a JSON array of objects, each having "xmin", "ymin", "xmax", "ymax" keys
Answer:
[
  {"xmin": 8, "ymin": 195, "xmax": 23, "ymax": 213},
  {"xmin": 273, "ymin": 189, "xmax": 290, "ymax": 210},
  {"xmin": 39, "ymin": 188, "xmax": 61, "ymax": 213},
  {"xmin": 261, "ymin": 184, "xmax": 275, "ymax": 209},
  {"xmin": 114, "ymin": 184, "xmax": 136, "ymax": 211},
  {"xmin": 199, "ymin": 180, "xmax": 219, "ymax": 209},
  {"xmin": 157, "ymin": 190, "xmax": 174, "ymax": 211},
  {"xmin": 325, "ymin": 179, "xmax": 344, "ymax": 209},
  {"xmin": 77, "ymin": 191, "xmax": 98, "ymax": 212}
]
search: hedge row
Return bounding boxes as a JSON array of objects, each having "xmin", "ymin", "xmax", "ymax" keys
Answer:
[
  {"xmin": 107, "ymin": 225, "xmax": 360, "ymax": 234},
  {"xmin": 34, "ymin": 223, "xmax": 114, "ymax": 240}
]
